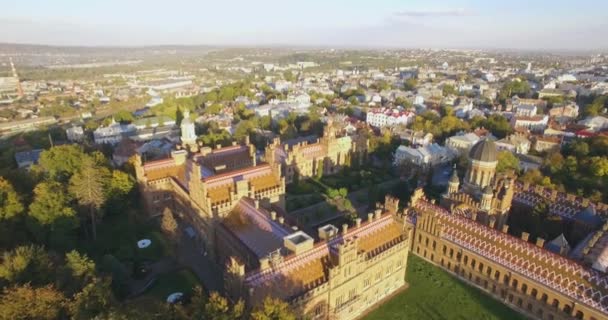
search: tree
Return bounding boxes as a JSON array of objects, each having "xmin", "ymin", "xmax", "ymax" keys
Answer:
[
  {"xmin": 482, "ymin": 114, "xmax": 513, "ymax": 139},
  {"xmin": 69, "ymin": 277, "xmax": 116, "ymax": 320},
  {"xmin": 203, "ymin": 291, "xmax": 245, "ymax": 320},
  {"xmin": 442, "ymin": 84, "xmax": 456, "ymax": 97},
  {"xmin": 590, "ymin": 156, "xmax": 608, "ymax": 177},
  {"xmin": 28, "ymin": 181, "xmax": 76, "ymax": 226},
  {"xmin": 114, "ymin": 110, "xmax": 134, "ymax": 123},
  {"xmin": 0, "ymin": 245, "xmax": 53, "ymax": 286},
  {"xmin": 251, "ymin": 297, "xmax": 296, "ymax": 320},
  {"xmin": 161, "ymin": 208, "xmax": 178, "ymax": 239},
  {"xmin": 316, "ymin": 160, "xmax": 324, "ymax": 180},
  {"xmin": 496, "ymin": 151, "xmax": 520, "ymax": 173},
  {"xmin": 0, "ymin": 177, "xmax": 23, "ymax": 220},
  {"xmin": 0, "ymin": 284, "xmax": 66, "ymax": 320},
  {"xmin": 69, "ymin": 158, "xmax": 107, "ymax": 240},
  {"xmin": 64, "ymin": 251, "xmax": 96, "ymax": 285},
  {"xmin": 403, "ymin": 78, "xmax": 418, "ymax": 91},
  {"xmin": 37, "ymin": 145, "xmax": 89, "ymax": 181}
]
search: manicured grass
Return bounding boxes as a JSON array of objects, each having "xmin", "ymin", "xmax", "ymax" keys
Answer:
[
  {"xmin": 146, "ymin": 269, "xmax": 200, "ymax": 300},
  {"xmin": 364, "ymin": 255, "xmax": 527, "ymax": 320},
  {"xmin": 82, "ymin": 211, "xmax": 171, "ymax": 263}
]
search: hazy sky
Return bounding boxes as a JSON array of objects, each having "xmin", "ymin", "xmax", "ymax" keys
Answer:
[{"xmin": 0, "ymin": 0, "xmax": 607, "ymax": 49}]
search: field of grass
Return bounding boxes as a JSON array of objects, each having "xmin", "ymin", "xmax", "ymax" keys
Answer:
[
  {"xmin": 364, "ymin": 255, "xmax": 527, "ymax": 320},
  {"xmin": 146, "ymin": 269, "xmax": 201, "ymax": 300}
]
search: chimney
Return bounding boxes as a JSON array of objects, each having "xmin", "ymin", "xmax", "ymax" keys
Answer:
[
  {"xmin": 521, "ymin": 232, "xmax": 530, "ymax": 242},
  {"xmin": 501, "ymin": 225, "xmax": 509, "ymax": 234},
  {"xmin": 254, "ymin": 199, "xmax": 260, "ymax": 209},
  {"xmin": 368, "ymin": 213, "xmax": 374, "ymax": 222},
  {"xmin": 355, "ymin": 218, "xmax": 362, "ymax": 228},
  {"xmin": 489, "ymin": 217, "xmax": 496, "ymax": 229},
  {"xmin": 471, "ymin": 212, "xmax": 477, "ymax": 221},
  {"xmin": 536, "ymin": 237, "xmax": 545, "ymax": 248},
  {"xmin": 342, "ymin": 224, "xmax": 348, "ymax": 234},
  {"xmin": 259, "ymin": 258, "xmax": 270, "ymax": 271},
  {"xmin": 374, "ymin": 209, "xmax": 382, "ymax": 220},
  {"xmin": 270, "ymin": 211, "xmax": 277, "ymax": 221},
  {"xmin": 278, "ymin": 217, "xmax": 285, "ymax": 225}
]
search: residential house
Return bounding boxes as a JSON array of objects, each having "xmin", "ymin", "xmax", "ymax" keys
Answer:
[
  {"xmin": 66, "ymin": 125, "xmax": 85, "ymax": 142},
  {"xmin": 510, "ymin": 115, "xmax": 549, "ymax": 132},
  {"xmin": 578, "ymin": 116, "xmax": 608, "ymax": 132},
  {"xmin": 445, "ymin": 132, "xmax": 481, "ymax": 155},
  {"xmin": 495, "ymin": 134, "xmax": 531, "ymax": 154},
  {"xmin": 366, "ymin": 108, "xmax": 414, "ymax": 128},
  {"xmin": 14, "ymin": 149, "xmax": 43, "ymax": 169}
]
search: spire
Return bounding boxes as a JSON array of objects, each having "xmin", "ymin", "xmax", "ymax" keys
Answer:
[
  {"xmin": 449, "ymin": 165, "xmax": 459, "ymax": 183},
  {"xmin": 180, "ymin": 109, "xmax": 196, "ymax": 148}
]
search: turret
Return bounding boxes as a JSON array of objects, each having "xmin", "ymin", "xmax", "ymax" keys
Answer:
[
  {"xmin": 180, "ymin": 109, "xmax": 197, "ymax": 149},
  {"xmin": 481, "ymin": 185, "xmax": 493, "ymax": 211},
  {"xmin": 447, "ymin": 166, "xmax": 460, "ymax": 194}
]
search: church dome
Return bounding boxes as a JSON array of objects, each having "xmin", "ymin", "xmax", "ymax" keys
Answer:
[{"xmin": 469, "ymin": 139, "xmax": 497, "ymax": 162}]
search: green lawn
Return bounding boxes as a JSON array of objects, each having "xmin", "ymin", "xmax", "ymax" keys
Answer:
[
  {"xmin": 365, "ymin": 255, "xmax": 527, "ymax": 320},
  {"xmin": 83, "ymin": 211, "xmax": 171, "ymax": 263},
  {"xmin": 146, "ymin": 269, "xmax": 201, "ymax": 300}
]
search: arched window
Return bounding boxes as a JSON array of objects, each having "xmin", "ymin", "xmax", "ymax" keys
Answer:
[
  {"xmin": 575, "ymin": 311, "xmax": 583, "ymax": 319},
  {"xmin": 512, "ymin": 279, "xmax": 518, "ymax": 289},
  {"xmin": 563, "ymin": 305, "xmax": 572, "ymax": 315},
  {"xmin": 531, "ymin": 289, "xmax": 538, "ymax": 298},
  {"xmin": 552, "ymin": 299, "xmax": 559, "ymax": 309},
  {"xmin": 521, "ymin": 284, "xmax": 528, "ymax": 294},
  {"xmin": 541, "ymin": 293, "xmax": 548, "ymax": 303}
]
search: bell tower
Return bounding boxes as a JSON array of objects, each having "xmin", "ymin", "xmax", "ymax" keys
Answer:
[{"xmin": 181, "ymin": 109, "xmax": 197, "ymax": 150}]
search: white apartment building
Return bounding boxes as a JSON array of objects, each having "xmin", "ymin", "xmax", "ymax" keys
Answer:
[
  {"xmin": 93, "ymin": 120, "xmax": 136, "ymax": 145},
  {"xmin": 66, "ymin": 126, "xmax": 85, "ymax": 142},
  {"xmin": 366, "ymin": 108, "xmax": 414, "ymax": 128},
  {"xmin": 510, "ymin": 115, "xmax": 549, "ymax": 132}
]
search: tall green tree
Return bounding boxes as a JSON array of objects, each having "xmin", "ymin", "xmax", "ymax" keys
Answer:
[
  {"xmin": 0, "ymin": 245, "xmax": 53, "ymax": 286},
  {"xmin": 0, "ymin": 284, "xmax": 66, "ymax": 320},
  {"xmin": 29, "ymin": 181, "xmax": 76, "ymax": 226},
  {"xmin": 496, "ymin": 151, "xmax": 520, "ymax": 173},
  {"xmin": 0, "ymin": 177, "xmax": 23, "ymax": 220},
  {"xmin": 69, "ymin": 277, "xmax": 116, "ymax": 320},
  {"xmin": 161, "ymin": 207, "xmax": 178, "ymax": 241},
  {"xmin": 69, "ymin": 159, "xmax": 107, "ymax": 240},
  {"xmin": 251, "ymin": 297, "xmax": 296, "ymax": 320},
  {"xmin": 36, "ymin": 145, "xmax": 88, "ymax": 181},
  {"xmin": 202, "ymin": 291, "xmax": 244, "ymax": 320}
]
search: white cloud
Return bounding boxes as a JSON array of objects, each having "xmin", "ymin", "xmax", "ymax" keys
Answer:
[{"xmin": 394, "ymin": 8, "xmax": 475, "ymax": 17}]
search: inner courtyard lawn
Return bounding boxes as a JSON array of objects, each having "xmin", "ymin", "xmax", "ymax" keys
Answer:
[{"xmin": 364, "ymin": 254, "xmax": 527, "ymax": 320}]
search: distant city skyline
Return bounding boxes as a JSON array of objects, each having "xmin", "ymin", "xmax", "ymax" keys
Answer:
[{"xmin": 1, "ymin": 0, "xmax": 607, "ymax": 50}]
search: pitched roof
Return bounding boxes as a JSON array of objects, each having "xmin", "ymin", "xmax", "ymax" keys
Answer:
[{"xmin": 412, "ymin": 200, "xmax": 608, "ymax": 315}]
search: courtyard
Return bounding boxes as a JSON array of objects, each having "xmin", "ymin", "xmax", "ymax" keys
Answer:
[{"xmin": 364, "ymin": 255, "xmax": 526, "ymax": 320}]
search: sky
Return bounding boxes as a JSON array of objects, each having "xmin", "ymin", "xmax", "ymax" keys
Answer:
[{"xmin": 0, "ymin": 0, "xmax": 607, "ymax": 50}]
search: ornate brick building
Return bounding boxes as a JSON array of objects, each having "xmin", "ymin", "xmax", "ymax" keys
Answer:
[
  {"xmin": 441, "ymin": 139, "xmax": 516, "ymax": 228},
  {"xmin": 408, "ymin": 188, "xmax": 608, "ymax": 320},
  {"xmin": 134, "ymin": 136, "xmax": 286, "ymax": 258},
  {"xmin": 134, "ymin": 120, "xmax": 411, "ymax": 320},
  {"xmin": 265, "ymin": 119, "xmax": 368, "ymax": 184},
  {"xmin": 224, "ymin": 196, "xmax": 412, "ymax": 320}
]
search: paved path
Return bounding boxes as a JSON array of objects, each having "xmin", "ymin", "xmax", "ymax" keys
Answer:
[
  {"xmin": 127, "ymin": 257, "xmax": 178, "ymax": 298},
  {"xmin": 175, "ymin": 226, "xmax": 224, "ymax": 293}
]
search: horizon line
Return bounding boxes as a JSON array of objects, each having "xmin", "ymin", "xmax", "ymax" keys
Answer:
[{"xmin": 0, "ymin": 41, "xmax": 607, "ymax": 54}]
